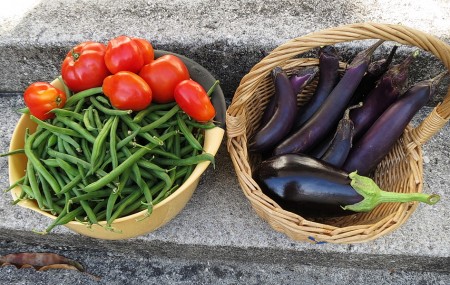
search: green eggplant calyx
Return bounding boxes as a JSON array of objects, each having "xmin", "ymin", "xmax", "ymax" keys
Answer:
[{"xmin": 341, "ymin": 171, "xmax": 440, "ymax": 212}]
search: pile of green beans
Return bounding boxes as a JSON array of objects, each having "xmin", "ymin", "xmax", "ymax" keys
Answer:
[{"xmin": 8, "ymin": 87, "xmax": 216, "ymax": 234}]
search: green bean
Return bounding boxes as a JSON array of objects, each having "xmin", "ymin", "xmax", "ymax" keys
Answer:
[
  {"xmin": 65, "ymin": 87, "xmax": 103, "ymax": 107},
  {"xmin": 91, "ymin": 116, "xmax": 114, "ymax": 167},
  {"xmin": 20, "ymin": 184, "xmax": 35, "ymax": 199},
  {"xmin": 206, "ymin": 80, "xmax": 220, "ymax": 96},
  {"xmin": 140, "ymin": 105, "xmax": 180, "ymax": 133},
  {"xmin": 174, "ymin": 131, "xmax": 181, "ymax": 158},
  {"xmin": 163, "ymin": 126, "xmax": 175, "ymax": 152},
  {"xmin": 91, "ymin": 144, "xmax": 107, "ymax": 175},
  {"xmin": 92, "ymin": 108, "xmax": 103, "ymax": 130},
  {"xmin": 0, "ymin": 149, "xmax": 25, "ymax": 157},
  {"xmin": 133, "ymin": 102, "xmax": 177, "ymax": 123},
  {"xmin": 83, "ymin": 106, "xmax": 97, "ymax": 132},
  {"xmin": 47, "ymin": 133, "xmax": 58, "ymax": 148},
  {"xmin": 69, "ymin": 189, "xmax": 112, "ymax": 204},
  {"xmin": 106, "ymin": 190, "xmax": 142, "ymax": 228},
  {"xmin": 120, "ymin": 115, "xmax": 163, "ymax": 145},
  {"xmin": 77, "ymin": 163, "xmax": 90, "ymax": 186},
  {"xmin": 51, "ymin": 108, "xmax": 84, "ymax": 121},
  {"xmin": 153, "ymin": 153, "xmax": 215, "ymax": 167},
  {"xmin": 153, "ymin": 169, "xmax": 176, "ymax": 204},
  {"xmin": 95, "ymin": 95, "xmax": 111, "ymax": 106},
  {"xmin": 177, "ymin": 113, "xmax": 203, "ymax": 151},
  {"xmin": 55, "ymin": 157, "xmax": 79, "ymax": 178},
  {"xmin": 47, "ymin": 149, "xmax": 91, "ymax": 169},
  {"xmin": 116, "ymin": 127, "xmax": 140, "ymax": 150},
  {"xmin": 122, "ymin": 147, "xmax": 153, "ymax": 216},
  {"xmin": 81, "ymin": 139, "xmax": 92, "ymax": 162},
  {"xmin": 83, "ymin": 130, "xmax": 177, "ymax": 192},
  {"xmin": 48, "ymin": 167, "xmax": 66, "ymax": 191},
  {"xmin": 109, "ymin": 116, "xmax": 120, "ymax": 169},
  {"xmin": 30, "ymin": 128, "xmax": 52, "ymax": 149},
  {"xmin": 3, "ymin": 176, "xmax": 25, "ymax": 193},
  {"xmin": 26, "ymin": 159, "xmax": 45, "ymax": 209},
  {"xmin": 41, "ymin": 158, "xmax": 59, "ymax": 168},
  {"xmin": 43, "ymin": 206, "xmax": 85, "ymax": 234},
  {"xmin": 106, "ymin": 192, "xmax": 120, "ymax": 224},
  {"xmin": 180, "ymin": 133, "xmax": 204, "ymax": 157},
  {"xmin": 115, "ymin": 168, "xmax": 131, "ymax": 196},
  {"xmin": 24, "ymin": 129, "xmax": 61, "ymax": 194},
  {"xmin": 73, "ymin": 97, "xmax": 86, "ymax": 115},
  {"xmin": 57, "ymin": 116, "xmax": 96, "ymax": 143},
  {"xmin": 137, "ymin": 159, "xmax": 169, "ymax": 173},
  {"xmin": 72, "ymin": 188, "xmax": 98, "ymax": 224},
  {"xmin": 61, "ymin": 135, "xmax": 82, "ymax": 153},
  {"xmin": 90, "ymin": 97, "xmax": 132, "ymax": 116},
  {"xmin": 37, "ymin": 172, "xmax": 58, "ymax": 214},
  {"xmin": 92, "ymin": 199, "xmax": 109, "ymax": 216},
  {"xmin": 59, "ymin": 174, "xmax": 82, "ymax": 195}
]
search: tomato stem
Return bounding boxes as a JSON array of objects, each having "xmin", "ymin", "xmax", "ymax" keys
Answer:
[{"xmin": 71, "ymin": 49, "xmax": 80, "ymax": 61}]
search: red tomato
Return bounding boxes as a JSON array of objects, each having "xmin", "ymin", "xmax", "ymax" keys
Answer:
[
  {"xmin": 104, "ymin": 35, "xmax": 145, "ymax": 74},
  {"xmin": 61, "ymin": 41, "xmax": 111, "ymax": 93},
  {"xmin": 139, "ymin": 54, "xmax": 190, "ymax": 103},
  {"xmin": 102, "ymin": 71, "xmax": 152, "ymax": 111},
  {"xmin": 132, "ymin": 38, "xmax": 154, "ymax": 65},
  {"xmin": 174, "ymin": 79, "xmax": 215, "ymax": 122},
  {"xmin": 23, "ymin": 82, "xmax": 67, "ymax": 120}
]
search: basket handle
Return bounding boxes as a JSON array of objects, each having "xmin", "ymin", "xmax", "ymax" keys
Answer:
[{"xmin": 227, "ymin": 22, "xmax": 450, "ymax": 145}]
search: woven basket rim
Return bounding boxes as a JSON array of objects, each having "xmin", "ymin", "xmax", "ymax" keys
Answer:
[{"xmin": 226, "ymin": 22, "xmax": 450, "ymax": 244}]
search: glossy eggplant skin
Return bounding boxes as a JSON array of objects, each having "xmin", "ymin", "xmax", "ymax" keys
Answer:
[
  {"xmin": 249, "ymin": 67, "xmax": 297, "ymax": 153},
  {"xmin": 350, "ymin": 51, "xmax": 415, "ymax": 141},
  {"xmin": 274, "ymin": 40, "xmax": 383, "ymax": 155},
  {"xmin": 343, "ymin": 72, "xmax": 447, "ymax": 176},
  {"xmin": 348, "ymin": 45, "xmax": 398, "ymax": 106},
  {"xmin": 253, "ymin": 153, "xmax": 363, "ymax": 218},
  {"xmin": 292, "ymin": 46, "xmax": 340, "ymax": 129},
  {"xmin": 260, "ymin": 67, "xmax": 318, "ymax": 126},
  {"xmin": 320, "ymin": 106, "xmax": 356, "ymax": 168}
]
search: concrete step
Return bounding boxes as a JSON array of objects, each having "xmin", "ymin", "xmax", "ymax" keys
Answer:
[{"xmin": 1, "ymin": 0, "xmax": 450, "ymax": 283}]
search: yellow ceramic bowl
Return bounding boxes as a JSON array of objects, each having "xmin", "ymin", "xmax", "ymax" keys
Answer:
[{"xmin": 8, "ymin": 51, "xmax": 226, "ymax": 240}]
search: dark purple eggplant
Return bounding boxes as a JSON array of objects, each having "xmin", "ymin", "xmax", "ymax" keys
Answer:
[
  {"xmin": 261, "ymin": 67, "xmax": 318, "ymax": 126},
  {"xmin": 348, "ymin": 45, "xmax": 398, "ymax": 106},
  {"xmin": 253, "ymin": 153, "xmax": 440, "ymax": 218},
  {"xmin": 320, "ymin": 103, "xmax": 361, "ymax": 168},
  {"xmin": 249, "ymin": 67, "xmax": 298, "ymax": 153},
  {"xmin": 290, "ymin": 67, "xmax": 319, "ymax": 95},
  {"xmin": 292, "ymin": 46, "xmax": 340, "ymax": 129},
  {"xmin": 343, "ymin": 71, "xmax": 448, "ymax": 175},
  {"xmin": 350, "ymin": 50, "xmax": 417, "ymax": 140},
  {"xmin": 274, "ymin": 40, "xmax": 384, "ymax": 155}
]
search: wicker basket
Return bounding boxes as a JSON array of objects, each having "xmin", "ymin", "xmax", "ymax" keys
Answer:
[{"xmin": 226, "ymin": 23, "xmax": 450, "ymax": 244}]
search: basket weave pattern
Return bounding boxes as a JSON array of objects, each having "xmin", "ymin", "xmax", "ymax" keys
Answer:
[{"xmin": 226, "ymin": 23, "xmax": 450, "ymax": 243}]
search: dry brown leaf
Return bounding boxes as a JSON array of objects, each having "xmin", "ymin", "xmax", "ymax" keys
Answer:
[{"xmin": 0, "ymin": 252, "xmax": 84, "ymax": 272}]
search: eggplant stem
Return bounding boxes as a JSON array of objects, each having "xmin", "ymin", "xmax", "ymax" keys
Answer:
[{"xmin": 342, "ymin": 171, "xmax": 440, "ymax": 212}]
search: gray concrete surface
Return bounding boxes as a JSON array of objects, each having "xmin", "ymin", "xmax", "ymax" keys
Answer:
[{"xmin": 1, "ymin": 0, "xmax": 450, "ymax": 284}]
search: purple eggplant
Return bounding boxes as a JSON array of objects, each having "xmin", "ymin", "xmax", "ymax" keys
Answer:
[
  {"xmin": 249, "ymin": 67, "xmax": 298, "ymax": 153},
  {"xmin": 320, "ymin": 103, "xmax": 361, "ymax": 168},
  {"xmin": 253, "ymin": 153, "xmax": 440, "ymax": 218},
  {"xmin": 292, "ymin": 46, "xmax": 340, "ymax": 129},
  {"xmin": 290, "ymin": 67, "xmax": 319, "ymax": 96},
  {"xmin": 274, "ymin": 40, "xmax": 384, "ymax": 155},
  {"xmin": 343, "ymin": 71, "xmax": 448, "ymax": 175},
  {"xmin": 351, "ymin": 50, "xmax": 417, "ymax": 140},
  {"xmin": 348, "ymin": 45, "xmax": 398, "ymax": 106},
  {"xmin": 261, "ymin": 67, "xmax": 317, "ymax": 126}
]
